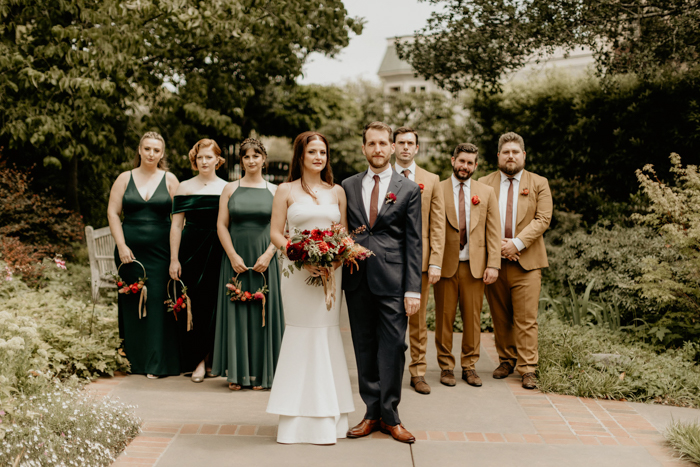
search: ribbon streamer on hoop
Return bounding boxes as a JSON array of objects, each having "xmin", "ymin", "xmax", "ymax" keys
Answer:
[
  {"xmin": 117, "ymin": 260, "xmax": 148, "ymax": 319},
  {"xmin": 234, "ymin": 268, "xmax": 268, "ymax": 327},
  {"xmin": 167, "ymin": 279, "xmax": 193, "ymax": 331}
]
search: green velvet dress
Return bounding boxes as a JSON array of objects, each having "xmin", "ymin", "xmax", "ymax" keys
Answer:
[
  {"xmin": 115, "ymin": 172, "xmax": 180, "ymax": 376},
  {"xmin": 172, "ymin": 195, "xmax": 223, "ymax": 372},
  {"xmin": 211, "ymin": 187, "xmax": 285, "ymax": 388}
]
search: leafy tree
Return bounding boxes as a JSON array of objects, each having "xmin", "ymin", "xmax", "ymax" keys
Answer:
[
  {"xmin": 398, "ymin": 0, "xmax": 700, "ymax": 93},
  {"xmin": 0, "ymin": 0, "xmax": 361, "ymax": 224}
]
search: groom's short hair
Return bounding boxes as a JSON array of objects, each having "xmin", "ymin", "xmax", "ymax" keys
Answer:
[{"xmin": 363, "ymin": 121, "xmax": 393, "ymax": 144}]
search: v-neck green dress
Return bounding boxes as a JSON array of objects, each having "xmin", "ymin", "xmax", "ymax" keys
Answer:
[
  {"xmin": 172, "ymin": 195, "xmax": 223, "ymax": 372},
  {"xmin": 211, "ymin": 187, "xmax": 285, "ymax": 388},
  {"xmin": 115, "ymin": 172, "xmax": 180, "ymax": 376}
]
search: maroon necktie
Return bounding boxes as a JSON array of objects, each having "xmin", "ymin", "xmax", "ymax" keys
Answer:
[
  {"xmin": 504, "ymin": 178, "xmax": 514, "ymax": 238},
  {"xmin": 369, "ymin": 175, "xmax": 380, "ymax": 227},
  {"xmin": 459, "ymin": 182, "xmax": 467, "ymax": 250},
  {"xmin": 402, "ymin": 169, "xmax": 410, "ymax": 178}
]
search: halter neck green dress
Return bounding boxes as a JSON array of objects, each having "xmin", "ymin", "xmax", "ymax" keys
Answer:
[
  {"xmin": 115, "ymin": 171, "xmax": 180, "ymax": 376},
  {"xmin": 172, "ymin": 195, "xmax": 223, "ymax": 372},
  {"xmin": 211, "ymin": 186, "xmax": 285, "ymax": 388}
]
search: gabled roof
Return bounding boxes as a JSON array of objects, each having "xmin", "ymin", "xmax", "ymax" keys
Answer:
[{"xmin": 378, "ymin": 40, "xmax": 415, "ymax": 76}]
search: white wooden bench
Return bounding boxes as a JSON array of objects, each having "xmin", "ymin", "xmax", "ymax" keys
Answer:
[{"xmin": 85, "ymin": 225, "xmax": 117, "ymax": 301}]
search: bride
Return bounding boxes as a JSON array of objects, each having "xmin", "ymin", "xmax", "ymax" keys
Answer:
[{"xmin": 267, "ymin": 131, "xmax": 354, "ymax": 444}]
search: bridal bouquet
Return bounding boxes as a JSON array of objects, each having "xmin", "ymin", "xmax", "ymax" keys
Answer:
[{"xmin": 283, "ymin": 223, "xmax": 374, "ymax": 310}]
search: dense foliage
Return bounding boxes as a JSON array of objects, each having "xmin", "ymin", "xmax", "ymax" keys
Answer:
[{"xmin": 399, "ymin": 0, "xmax": 700, "ymax": 92}]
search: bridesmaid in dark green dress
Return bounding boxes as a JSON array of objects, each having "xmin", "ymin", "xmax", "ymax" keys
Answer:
[
  {"xmin": 107, "ymin": 131, "xmax": 180, "ymax": 378},
  {"xmin": 169, "ymin": 139, "xmax": 228, "ymax": 382},
  {"xmin": 212, "ymin": 138, "xmax": 285, "ymax": 390}
]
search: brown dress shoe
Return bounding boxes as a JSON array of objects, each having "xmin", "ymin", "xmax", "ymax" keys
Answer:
[
  {"xmin": 462, "ymin": 369, "xmax": 482, "ymax": 387},
  {"xmin": 410, "ymin": 376, "xmax": 431, "ymax": 394},
  {"xmin": 379, "ymin": 420, "xmax": 415, "ymax": 444},
  {"xmin": 522, "ymin": 372, "xmax": 537, "ymax": 390},
  {"xmin": 347, "ymin": 418, "xmax": 380, "ymax": 438},
  {"xmin": 440, "ymin": 369, "xmax": 456, "ymax": 386},
  {"xmin": 492, "ymin": 361, "xmax": 514, "ymax": 379}
]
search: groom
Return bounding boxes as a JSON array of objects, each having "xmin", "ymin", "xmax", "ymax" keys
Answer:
[{"xmin": 342, "ymin": 121, "xmax": 423, "ymax": 444}]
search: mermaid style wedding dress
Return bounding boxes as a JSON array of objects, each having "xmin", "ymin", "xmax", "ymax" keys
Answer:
[{"xmin": 266, "ymin": 201, "xmax": 354, "ymax": 444}]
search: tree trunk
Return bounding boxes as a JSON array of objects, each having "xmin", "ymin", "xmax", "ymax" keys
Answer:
[{"xmin": 66, "ymin": 154, "xmax": 81, "ymax": 214}]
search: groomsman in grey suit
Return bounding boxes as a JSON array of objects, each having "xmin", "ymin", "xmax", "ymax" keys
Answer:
[{"xmin": 342, "ymin": 121, "xmax": 423, "ymax": 444}]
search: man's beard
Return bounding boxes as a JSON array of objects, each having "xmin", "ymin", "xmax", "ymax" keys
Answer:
[
  {"xmin": 452, "ymin": 166, "xmax": 473, "ymax": 181},
  {"xmin": 368, "ymin": 156, "xmax": 390, "ymax": 169},
  {"xmin": 499, "ymin": 160, "xmax": 525, "ymax": 176}
]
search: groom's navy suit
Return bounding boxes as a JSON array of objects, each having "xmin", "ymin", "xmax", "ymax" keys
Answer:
[{"xmin": 342, "ymin": 168, "xmax": 422, "ymax": 426}]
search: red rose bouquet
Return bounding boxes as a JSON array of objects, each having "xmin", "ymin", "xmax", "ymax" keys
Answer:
[
  {"xmin": 283, "ymin": 223, "xmax": 374, "ymax": 310},
  {"xmin": 226, "ymin": 270, "xmax": 270, "ymax": 326}
]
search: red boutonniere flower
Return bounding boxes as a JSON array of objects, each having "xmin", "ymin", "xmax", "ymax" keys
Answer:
[
  {"xmin": 418, "ymin": 183, "xmax": 425, "ymax": 194},
  {"xmin": 385, "ymin": 192, "xmax": 397, "ymax": 205},
  {"xmin": 471, "ymin": 195, "xmax": 480, "ymax": 205},
  {"xmin": 521, "ymin": 188, "xmax": 529, "ymax": 196}
]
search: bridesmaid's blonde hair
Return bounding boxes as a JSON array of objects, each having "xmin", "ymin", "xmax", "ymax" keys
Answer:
[{"xmin": 134, "ymin": 131, "xmax": 168, "ymax": 170}]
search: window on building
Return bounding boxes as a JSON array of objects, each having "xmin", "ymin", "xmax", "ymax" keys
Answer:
[
  {"xmin": 420, "ymin": 86, "xmax": 426, "ymax": 92},
  {"xmin": 390, "ymin": 86, "xmax": 400, "ymax": 93},
  {"xmin": 410, "ymin": 86, "xmax": 416, "ymax": 93}
]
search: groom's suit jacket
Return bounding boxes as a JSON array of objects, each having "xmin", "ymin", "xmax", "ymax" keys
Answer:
[{"xmin": 342, "ymin": 169, "xmax": 423, "ymax": 297}]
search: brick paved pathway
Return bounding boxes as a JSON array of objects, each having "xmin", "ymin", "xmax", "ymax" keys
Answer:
[{"xmin": 90, "ymin": 331, "xmax": 700, "ymax": 467}]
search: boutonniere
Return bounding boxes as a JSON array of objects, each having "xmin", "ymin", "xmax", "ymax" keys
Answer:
[
  {"xmin": 471, "ymin": 195, "xmax": 480, "ymax": 205},
  {"xmin": 385, "ymin": 192, "xmax": 397, "ymax": 205},
  {"xmin": 418, "ymin": 183, "xmax": 425, "ymax": 194},
  {"xmin": 521, "ymin": 188, "xmax": 529, "ymax": 196}
]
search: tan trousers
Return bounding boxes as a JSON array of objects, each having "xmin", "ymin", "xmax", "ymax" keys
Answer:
[
  {"xmin": 485, "ymin": 259, "xmax": 541, "ymax": 375},
  {"xmin": 408, "ymin": 272, "xmax": 430, "ymax": 377},
  {"xmin": 433, "ymin": 262, "xmax": 484, "ymax": 371}
]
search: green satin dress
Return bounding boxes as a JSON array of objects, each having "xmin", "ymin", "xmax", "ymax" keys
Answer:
[
  {"xmin": 115, "ymin": 172, "xmax": 180, "ymax": 376},
  {"xmin": 211, "ymin": 186, "xmax": 284, "ymax": 388},
  {"xmin": 172, "ymin": 195, "xmax": 223, "ymax": 372}
]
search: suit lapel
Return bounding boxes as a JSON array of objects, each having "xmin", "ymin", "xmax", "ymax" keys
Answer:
[
  {"xmin": 353, "ymin": 171, "xmax": 370, "ymax": 227},
  {"xmin": 414, "ymin": 166, "xmax": 425, "ymax": 185},
  {"xmin": 488, "ymin": 173, "xmax": 501, "ymax": 202},
  {"xmin": 444, "ymin": 180, "xmax": 459, "ymax": 230},
  {"xmin": 469, "ymin": 182, "xmax": 480, "ymax": 233},
  {"xmin": 373, "ymin": 171, "xmax": 403, "ymax": 229},
  {"xmin": 516, "ymin": 170, "xmax": 530, "ymax": 227}
]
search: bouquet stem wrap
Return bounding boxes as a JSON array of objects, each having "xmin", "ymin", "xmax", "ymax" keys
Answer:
[
  {"xmin": 321, "ymin": 269, "xmax": 336, "ymax": 311},
  {"xmin": 138, "ymin": 285, "xmax": 147, "ymax": 319}
]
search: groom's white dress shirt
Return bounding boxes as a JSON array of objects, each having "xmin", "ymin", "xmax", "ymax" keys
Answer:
[{"xmin": 361, "ymin": 164, "xmax": 420, "ymax": 301}]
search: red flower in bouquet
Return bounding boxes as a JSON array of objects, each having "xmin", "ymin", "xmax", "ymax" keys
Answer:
[
  {"xmin": 226, "ymin": 272, "xmax": 269, "ymax": 326},
  {"xmin": 472, "ymin": 195, "xmax": 480, "ymax": 205}
]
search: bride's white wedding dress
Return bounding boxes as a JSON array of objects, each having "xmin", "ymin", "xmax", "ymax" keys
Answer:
[{"xmin": 266, "ymin": 201, "xmax": 354, "ymax": 444}]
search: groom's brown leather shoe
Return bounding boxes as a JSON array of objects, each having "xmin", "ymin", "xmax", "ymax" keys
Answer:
[
  {"xmin": 347, "ymin": 419, "xmax": 380, "ymax": 438},
  {"xmin": 379, "ymin": 421, "xmax": 415, "ymax": 444},
  {"xmin": 440, "ymin": 369, "xmax": 456, "ymax": 386},
  {"xmin": 492, "ymin": 361, "xmax": 514, "ymax": 379}
]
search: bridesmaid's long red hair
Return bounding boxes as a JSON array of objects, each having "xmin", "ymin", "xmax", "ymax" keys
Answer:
[{"xmin": 287, "ymin": 132, "xmax": 334, "ymax": 202}]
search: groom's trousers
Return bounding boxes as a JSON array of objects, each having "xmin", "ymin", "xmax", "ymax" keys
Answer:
[{"xmin": 346, "ymin": 278, "xmax": 408, "ymax": 427}]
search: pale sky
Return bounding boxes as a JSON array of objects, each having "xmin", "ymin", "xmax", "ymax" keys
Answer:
[{"xmin": 298, "ymin": 0, "xmax": 443, "ymax": 85}]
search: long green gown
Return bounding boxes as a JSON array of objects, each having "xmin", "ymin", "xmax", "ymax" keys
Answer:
[
  {"xmin": 211, "ymin": 186, "xmax": 284, "ymax": 388},
  {"xmin": 115, "ymin": 171, "xmax": 180, "ymax": 376},
  {"xmin": 172, "ymin": 195, "xmax": 223, "ymax": 372}
]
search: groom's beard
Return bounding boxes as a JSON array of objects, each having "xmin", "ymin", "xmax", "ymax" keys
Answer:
[
  {"xmin": 452, "ymin": 166, "xmax": 473, "ymax": 181},
  {"xmin": 498, "ymin": 160, "xmax": 525, "ymax": 176}
]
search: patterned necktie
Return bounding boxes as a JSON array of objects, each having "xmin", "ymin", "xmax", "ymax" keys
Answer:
[
  {"xmin": 504, "ymin": 178, "xmax": 514, "ymax": 238},
  {"xmin": 369, "ymin": 175, "xmax": 380, "ymax": 227},
  {"xmin": 459, "ymin": 182, "xmax": 467, "ymax": 250}
]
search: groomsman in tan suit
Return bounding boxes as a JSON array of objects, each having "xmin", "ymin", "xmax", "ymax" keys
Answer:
[
  {"xmin": 434, "ymin": 143, "xmax": 500, "ymax": 387},
  {"xmin": 480, "ymin": 132, "xmax": 552, "ymax": 389},
  {"xmin": 393, "ymin": 127, "xmax": 445, "ymax": 395}
]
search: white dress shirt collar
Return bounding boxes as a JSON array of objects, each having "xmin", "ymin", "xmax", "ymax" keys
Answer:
[
  {"xmin": 365, "ymin": 164, "xmax": 394, "ymax": 182},
  {"xmin": 451, "ymin": 175, "xmax": 471, "ymax": 191},
  {"xmin": 500, "ymin": 169, "xmax": 523, "ymax": 183},
  {"xmin": 395, "ymin": 161, "xmax": 416, "ymax": 178}
]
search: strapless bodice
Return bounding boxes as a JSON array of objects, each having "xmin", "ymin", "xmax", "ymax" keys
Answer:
[{"xmin": 287, "ymin": 203, "xmax": 341, "ymax": 232}]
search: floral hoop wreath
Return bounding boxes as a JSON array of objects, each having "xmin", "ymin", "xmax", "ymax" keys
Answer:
[
  {"xmin": 165, "ymin": 279, "xmax": 193, "ymax": 331},
  {"xmin": 115, "ymin": 260, "xmax": 148, "ymax": 319},
  {"xmin": 226, "ymin": 268, "xmax": 269, "ymax": 327}
]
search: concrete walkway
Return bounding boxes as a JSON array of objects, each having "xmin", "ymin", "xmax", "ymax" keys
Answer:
[{"xmin": 90, "ymin": 307, "xmax": 700, "ymax": 467}]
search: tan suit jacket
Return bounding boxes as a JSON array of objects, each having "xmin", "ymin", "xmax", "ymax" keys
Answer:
[
  {"xmin": 415, "ymin": 166, "xmax": 445, "ymax": 272},
  {"xmin": 440, "ymin": 179, "xmax": 501, "ymax": 279},
  {"xmin": 479, "ymin": 169, "xmax": 552, "ymax": 270}
]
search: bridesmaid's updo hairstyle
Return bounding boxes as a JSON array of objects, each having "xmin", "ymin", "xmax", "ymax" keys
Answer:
[
  {"xmin": 239, "ymin": 137, "xmax": 268, "ymax": 160},
  {"xmin": 134, "ymin": 131, "xmax": 168, "ymax": 170},
  {"xmin": 188, "ymin": 138, "xmax": 225, "ymax": 171},
  {"xmin": 288, "ymin": 131, "xmax": 334, "ymax": 202}
]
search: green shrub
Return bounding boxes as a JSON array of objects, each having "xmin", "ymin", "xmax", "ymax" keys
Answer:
[
  {"xmin": 665, "ymin": 420, "xmax": 700, "ymax": 466},
  {"xmin": 537, "ymin": 313, "xmax": 700, "ymax": 407}
]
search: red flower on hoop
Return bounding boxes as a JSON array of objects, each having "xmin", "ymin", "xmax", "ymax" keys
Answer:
[
  {"xmin": 521, "ymin": 188, "xmax": 529, "ymax": 196},
  {"xmin": 472, "ymin": 195, "xmax": 480, "ymax": 205},
  {"xmin": 385, "ymin": 192, "xmax": 397, "ymax": 205}
]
